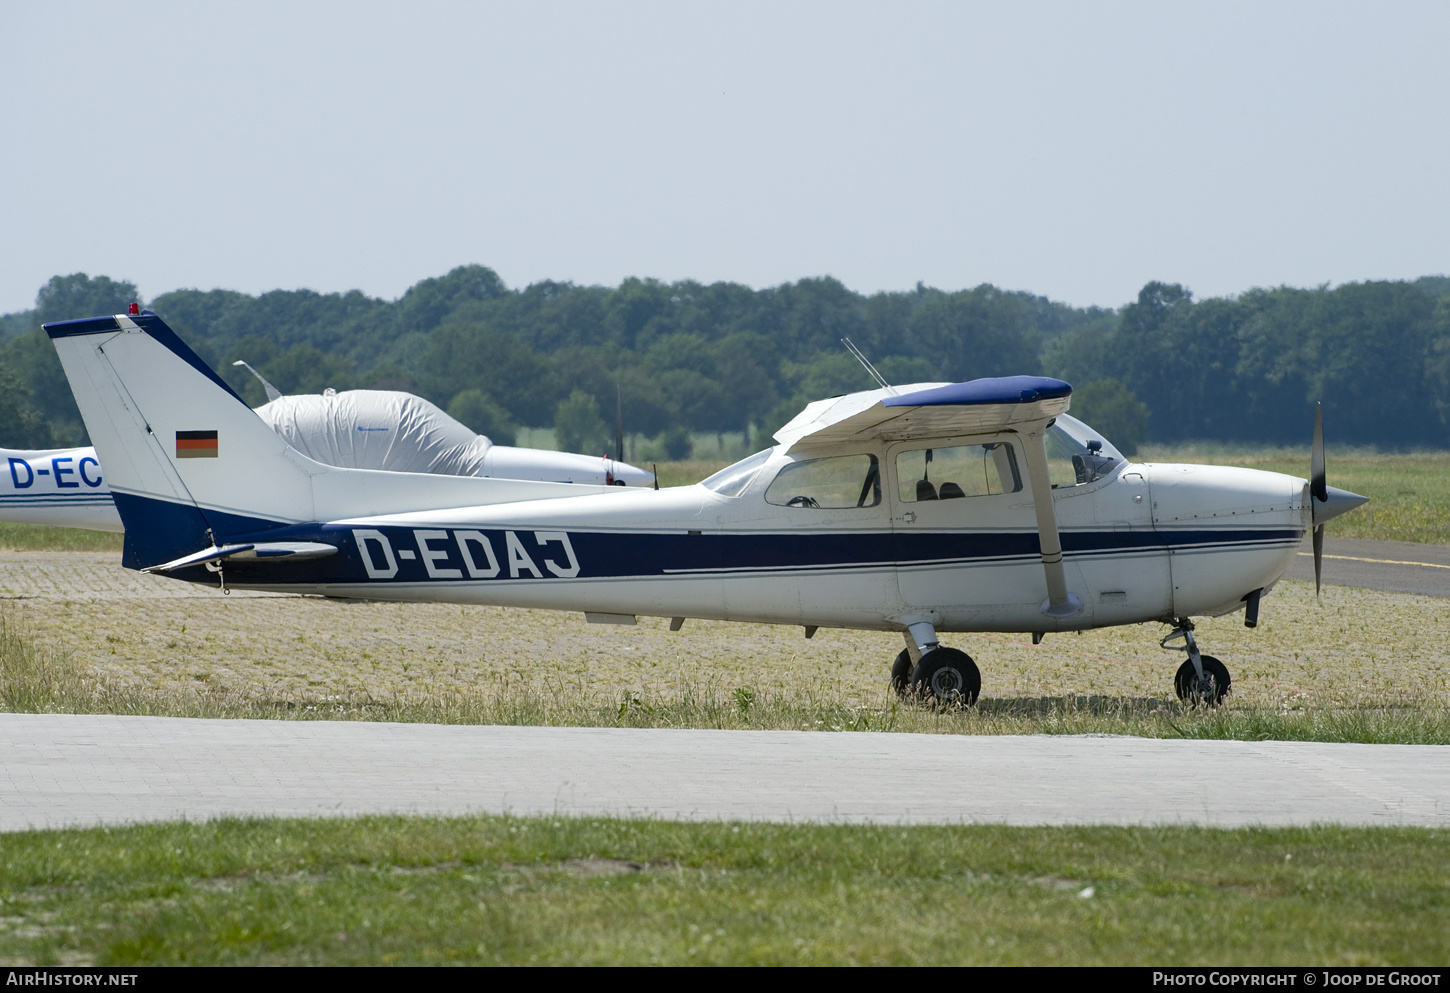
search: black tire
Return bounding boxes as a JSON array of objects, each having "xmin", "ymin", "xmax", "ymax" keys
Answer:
[
  {"xmin": 890, "ymin": 649, "xmax": 914, "ymax": 696},
  {"xmin": 910, "ymin": 647, "xmax": 981, "ymax": 707},
  {"xmin": 1174, "ymin": 655, "xmax": 1231, "ymax": 705}
]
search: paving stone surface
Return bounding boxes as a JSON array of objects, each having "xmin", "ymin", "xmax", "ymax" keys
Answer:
[
  {"xmin": 0, "ymin": 552, "xmax": 281, "ymax": 600},
  {"xmin": 2, "ymin": 714, "xmax": 1447, "ymax": 831}
]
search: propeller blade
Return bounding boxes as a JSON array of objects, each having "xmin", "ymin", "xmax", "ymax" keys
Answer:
[
  {"xmin": 1311, "ymin": 402, "xmax": 1327, "ymax": 503},
  {"xmin": 1313, "ymin": 524, "xmax": 1324, "ymax": 596},
  {"xmin": 1306, "ymin": 402, "xmax": 1366, "ymax": 594},
  {"xmin": 1312, "ymin": 403, "xmax": 1325, "ymax": 596}
]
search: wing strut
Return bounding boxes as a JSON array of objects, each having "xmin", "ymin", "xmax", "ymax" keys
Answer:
[{"xmin": 1020, "ymin": 424, "xmax": 1083, "ymax": 619}]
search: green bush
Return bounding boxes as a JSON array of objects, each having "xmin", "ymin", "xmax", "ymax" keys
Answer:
[
  {"xmin": 553, "ymin": 391, "xmax": 611, "ymax": 455},
  {"xmin": 447, "ymin": 389, "xmax": 517, "ymax": 446}
]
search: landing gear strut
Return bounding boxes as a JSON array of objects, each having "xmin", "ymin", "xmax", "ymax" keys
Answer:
[
  {"xmin": 891, "ymin": 623, "xmax": 981, "ymax": 707},
  {"xmin": 1161, "ymin": 619, "xmax": 1231, "ymax": 705}
]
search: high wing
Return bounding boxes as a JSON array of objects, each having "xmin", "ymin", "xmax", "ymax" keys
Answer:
[
  {"xmin": 778, "ymin": 375, "xmax": 1083, "ymax": 618},
  {"xmin": 775, "ymin": 377, "xmax": 1073, "ymax": 449}
]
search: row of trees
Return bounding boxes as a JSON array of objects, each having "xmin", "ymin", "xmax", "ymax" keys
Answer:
[
  {"xmin": 3, "ymin": 268, "xmax": 1449, "ymax": 455},
  {"xmin": 1048, "ymin": 279, "xmax": 1450, "ymax": 447}
]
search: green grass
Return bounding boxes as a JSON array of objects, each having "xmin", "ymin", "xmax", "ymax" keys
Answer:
[
  {"xmin": 0, "ymin": 521, "xmax": 123, "ymax": 553},
  {"xmin": 652, "ymin": 458, "xmax": 732, "ymax": 488},
  {"xmin": 2, "ymin": 815, "xmax": 1446, "ymax": 965},
  {"xmin": 6, "ymin": 607, "xmax": 1449, "ymax": 744}
]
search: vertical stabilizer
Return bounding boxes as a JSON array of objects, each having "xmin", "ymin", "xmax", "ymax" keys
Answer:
[{"xmin": 45, "ymin": 312, "xmax": 315, "ymax": 567}]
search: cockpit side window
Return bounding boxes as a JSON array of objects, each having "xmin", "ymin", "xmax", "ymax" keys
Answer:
[
  {"xmin": 896, "ymin": 443, "xmax": 1022, "ymax": 503},
  {"xmin": 764, "ymin": 454, "xmax": 881, "ymax": 509}
]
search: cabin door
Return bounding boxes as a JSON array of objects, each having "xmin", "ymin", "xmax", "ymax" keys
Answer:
[{"xmin": 888, "ymin": 438, "xmax": 1048, "ymax": 622}]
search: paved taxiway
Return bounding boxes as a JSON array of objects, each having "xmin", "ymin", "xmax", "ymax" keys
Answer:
[
  {"xmin": 1286, "ymin": 535, "xmax": 1450, "ymax": 597},
  {"xmin": 3, "ymin": 713, "xmax": 1447, "ymax": 831}
]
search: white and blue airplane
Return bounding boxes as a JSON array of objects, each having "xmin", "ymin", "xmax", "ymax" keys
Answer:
[
  {"xmin": 43, "ymin": 309, "xmax": 1368, "ymax": 705},
  {"xmin": 3, "ymin": 325, "xmax": 653, "ymax": 534}
]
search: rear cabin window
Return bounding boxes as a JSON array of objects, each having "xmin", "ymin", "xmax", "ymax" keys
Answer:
[
  {"xmin": 896, "ymin": 443, "xmax": 1022, "ymax": 503},
  {"xmin": 765, "ymin": 454, "xmax": 881, "ymax": 509}
]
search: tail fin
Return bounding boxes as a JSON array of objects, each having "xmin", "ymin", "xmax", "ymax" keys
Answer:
[
  {"xmin": 45, "ymin": 312, "xmax": 314, "ymax": 568},
  {"xmin": 45, "ymin": 311, "xmax": 617, "ymax": 571}
]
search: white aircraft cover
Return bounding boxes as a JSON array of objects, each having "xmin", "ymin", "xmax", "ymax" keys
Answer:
[{"xmin": 255, "ymin": 391, "xmax": 493, "ymax": 476}]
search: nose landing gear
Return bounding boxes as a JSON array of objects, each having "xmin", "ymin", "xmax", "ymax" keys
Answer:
[{"xmin": 1162, "ymin": 619, "xmax": 1231, "ymax": 705}]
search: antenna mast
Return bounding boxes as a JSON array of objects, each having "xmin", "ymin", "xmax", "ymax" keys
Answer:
[{"xmin": 841, "ymin": 338, "xmax": 896, "ymax": 395}]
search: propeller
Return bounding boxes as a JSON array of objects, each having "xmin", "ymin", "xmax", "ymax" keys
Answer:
[
  {"xmin": 1308, "ymin": 401, "xmax": 1370, "ymax": 595},
  {"xmin": 1311, "ymin": 403, "xmax": 1326, "ymax": 594}
]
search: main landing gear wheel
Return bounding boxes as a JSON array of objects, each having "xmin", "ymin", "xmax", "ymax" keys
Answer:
[
  {"xmin": 1174, "ymin": 655, "xmax": 1231, "ymax": 706},
  {"xmin": 910, "ymin": 647, "xmax": 981, "ymax": 707},
  {"xmin": 890, "ymin": 649, "xmax": 914, "ymax": 696}
]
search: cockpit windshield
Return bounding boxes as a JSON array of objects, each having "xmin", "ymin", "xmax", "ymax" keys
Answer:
[
  {"xmin": 1046, "ymin": 419, "xmax": 1121, "ymax": 487},
  {"xmin": 700, "ymin": 448, "xmax": 773, "ymax": 498}
]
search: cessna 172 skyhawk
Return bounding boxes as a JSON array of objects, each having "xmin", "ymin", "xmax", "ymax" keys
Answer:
[{"xmin": 44, "ymin": 310, "xmax": 1368, "ymax": 705}]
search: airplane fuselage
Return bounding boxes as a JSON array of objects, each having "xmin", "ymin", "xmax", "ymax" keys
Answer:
[{"xmin": 177, "ymin": 445, "xmax": 1308, "ymax": 635}]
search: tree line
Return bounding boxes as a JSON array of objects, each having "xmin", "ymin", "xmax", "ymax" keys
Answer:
[{"xmin": 3, "ymin": 268, "xmax": 1448, "ymax": 456}]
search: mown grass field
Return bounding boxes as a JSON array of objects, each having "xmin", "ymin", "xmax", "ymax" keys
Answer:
[
  {"xmin": 2, "ymin": 815, "xmax": 1447, "ymax": 966},
  {"xmin": 4, "ymin": 574, "xmax": 1449, "ymax": 744},
  {"xmin": 0, "ymin": 521, "xmax": 122, "ymax": 553}
]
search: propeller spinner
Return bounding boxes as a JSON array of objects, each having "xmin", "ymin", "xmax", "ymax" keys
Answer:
[{"xmin": 1309, "ymin": 402, "xmax": 1371, "ymax": 594}]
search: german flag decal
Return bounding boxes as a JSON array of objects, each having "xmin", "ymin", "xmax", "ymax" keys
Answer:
[{"xmin": 175, "ymin": 430, "xmax": 218, "ymax": 458}]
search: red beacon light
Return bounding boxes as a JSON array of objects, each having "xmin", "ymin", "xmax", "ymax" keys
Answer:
[{"xmin": 128, "ymin": 302, "xmax": 140, "ymax": 315}]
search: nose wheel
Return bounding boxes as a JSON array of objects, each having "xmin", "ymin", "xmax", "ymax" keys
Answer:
[
  {"xmin": 1162, "ymin": 620, "xmax": 1232, "ymax": 705},
  {"xmin": 1174, "ymin": 655, "xmax": 1231, "ymax": 705}
]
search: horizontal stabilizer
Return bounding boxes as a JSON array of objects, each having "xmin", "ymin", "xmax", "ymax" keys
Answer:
[
  {"xmin": 246, "ymin": 541, "xmax": 340, "ymax": 561},
  {"xmin": 142, "ymin": 540, "xmax": 339, "ymax": 573},
  {"xmin": 142, "ymin": 544, "xmax": 256, "ymax": 573}
]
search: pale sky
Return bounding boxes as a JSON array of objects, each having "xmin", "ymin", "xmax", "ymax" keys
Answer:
[{"xmin": 3, "ymin": 1, "xmax": 1447, "ymax": 314}]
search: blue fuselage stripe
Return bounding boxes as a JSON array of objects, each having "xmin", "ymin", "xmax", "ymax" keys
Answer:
[
  {"xmin": 172, "ymin": 516, "xmax": 1303, "ymax": 587},
  {"xmin": 114, "ymin": 493, "xmax": 1303, "ymax": 586}
]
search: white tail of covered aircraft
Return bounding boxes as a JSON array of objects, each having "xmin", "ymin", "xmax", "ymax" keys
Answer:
[{"xmin": 1, "ymin": 445, "xmax": 121, "ymax": 530}]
